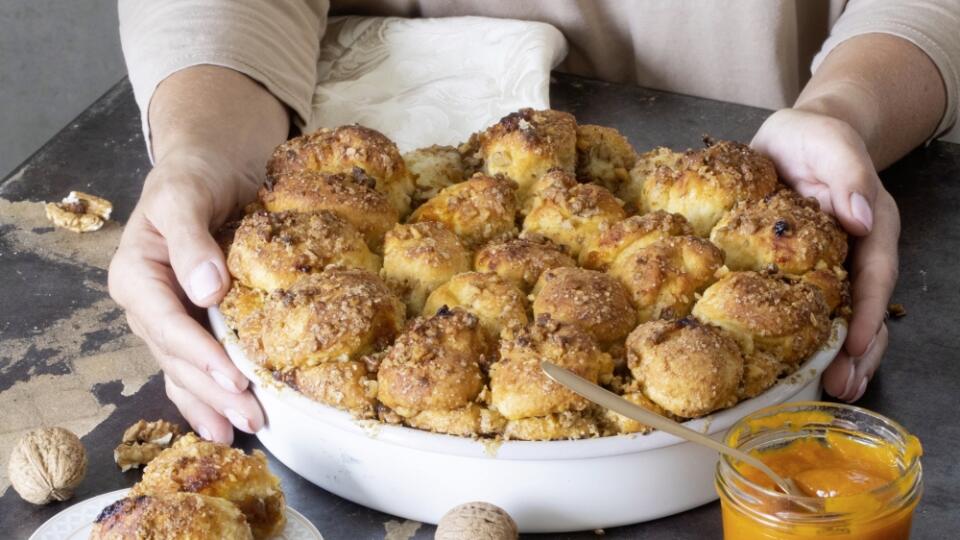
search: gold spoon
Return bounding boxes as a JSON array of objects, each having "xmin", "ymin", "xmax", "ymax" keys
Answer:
[{"xmin": 540, "ymin": 361, "xmax": 812, "ymax": 501}]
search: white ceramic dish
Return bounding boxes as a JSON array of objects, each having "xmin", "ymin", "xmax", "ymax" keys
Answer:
[
  {"xmin": 210, "ymin": 307, "xmax": 845, "ymax": 533},
  {"xmin": 29, "ymin": 488, "xmax": 322, "ymax": 540}
]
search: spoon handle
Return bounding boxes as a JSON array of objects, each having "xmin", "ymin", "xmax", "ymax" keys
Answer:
[{"xmin": 540, "ymin": 361, "xmax": 794, "ymax": 495}]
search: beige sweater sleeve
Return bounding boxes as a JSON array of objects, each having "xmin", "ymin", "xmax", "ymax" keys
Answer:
[
  {"xmin": 813, "ymin": 0, "xmax": 960, "ymax": 138},
  {"xmin": 118, "ymin": 0, "xmax": 328, "ymax": 158}
]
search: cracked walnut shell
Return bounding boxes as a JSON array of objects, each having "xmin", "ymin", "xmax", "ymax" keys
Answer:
[
  {"xmin": 44, "ymin": 191, "xmax": 113, "ymax": 232},
  {"xmin": 114, "ymin": 419, "xmax": 183, "ymax": 472},
  {"xmin": 8, "ymin": 427, "xmax": 87, "ymax": 505}
]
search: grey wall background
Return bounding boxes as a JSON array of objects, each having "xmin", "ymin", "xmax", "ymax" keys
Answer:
[{"xmin": 1, "ymin": 0, "xmax": 126, "ymax": 178}]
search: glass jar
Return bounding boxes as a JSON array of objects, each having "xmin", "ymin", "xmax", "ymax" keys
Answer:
[{"xmin": 716, "ymin": 401, "xmax": 923, "ymax": 540}]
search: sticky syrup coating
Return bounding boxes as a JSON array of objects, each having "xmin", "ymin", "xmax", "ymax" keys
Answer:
[
  {"xmin": 522, "ymin": 170, "xmax": 627, "ymax": 258},
  {"xmin": 381, "ymin": 221, "xmax": 471, "ymax": 315},
  {"xmin": 266, "ymin": 125, "xmax": 414, "ymax": 216},
  {"xmin": 710, "ymin": 189, "xmax": 848, "ymax": 275},
  {"xmin": 625, "ymin": 140, "xmax": 779, "ymax": 236},
  {"xmin": 422, "ymin": 271, "xmax": 529, "ymax": 338},
  {"xmin": 626, "ymin": 319, "xmax": 744, "ymax": 418},
  {"xmin": 474, "ymin": 234, "xmax": 576, "ymax": 292},
  {"xmin": 131, "ymin": 434, "xmax": 285, "ymax": 540},
  {"xmin": 377, "ymin": 307, "xmax": 492, "ymax": 416},
  {"xmin": 532, "ymin": 267, "xmax": 637, "ymax": 346},
  {"xmin": 575, "ymin": 124, "xmax": 638, "ymax": 192},
  {"xmin": 258, "ymin": 169, "xmax": 398, "ymax": 252},
  {"xmin": 90, "ymin": 493, "xmax": 253, "ymax": 540},
  {"xmin": 579, "ymin": 210, "xmax": 694, "ymax": 270},
  {"xmin": 254, "ymin": 268, "xmax": 405, "ymax": 370},
  {"xmin": 608, "ymin": 235, "xmax": 724, "ymax": 322},
  {"xmin": 283, "ymin": 361, "xmax": 378, "ymax": 418},
  {"xmin": 490, "ymin": 316, "xmax": 612, "ymax": 420},
  {"xmin": 408, "ymin": 173, "xmax": 519, "ymax": 249},
  {"xmin": 403, "ymin": 144, "xmax": 467, "ymax": 208},
  {"xmin": 226, "ymin": 210, "xmax": 380, "ymax": 291},
  {"xmin": 480, "ymin": 108, "xmax": 577, "ymax": 200},
  {"xmin": 692, "ymin": 271, "xmax": 831, "ymax": 369}
]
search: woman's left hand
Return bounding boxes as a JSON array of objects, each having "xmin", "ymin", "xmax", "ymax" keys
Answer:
[{"xmin": 751, "ymin": 108, "xmax": 901, "ymax": 402}]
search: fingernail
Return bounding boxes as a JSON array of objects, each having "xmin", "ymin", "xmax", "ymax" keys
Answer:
[
  {"xmin": 197, "ymin": 425, "xmax": 212, "ymax": 440},
  {"xmin": 212, "ymin": 370, "xmax": 241, "ymax": 394},
  {"xmin": 840, "ymin": 362, "xmax": 857, "ymax": 398},
  {"xmin": 848, "ymin": 377, "xmax": 868, "ymax": 403},
  {"xmin": 224, "ymin": 408, "xmax": 253, "ymax": 433},
  {"xmin": 189, "ymin": 260, "xmax": 222, "ymax": 301},
  {"xmin": 850, "ymin": 192, "xmax": 873, "ymax": 232}
]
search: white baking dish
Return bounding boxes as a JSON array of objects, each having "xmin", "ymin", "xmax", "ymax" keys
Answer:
[{"xmin": 209, "ymin": 308, "xmax": 845, "ymax": 533}]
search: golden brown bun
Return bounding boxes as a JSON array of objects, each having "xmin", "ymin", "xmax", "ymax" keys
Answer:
[
  {"xmin": 91, "ymin": 493, "xmax": 253, "ymax": 540},
  {"xmin": 738, "ymin": 352, "xmax": 783, "ymax": 399},
  {"xmin": 692, "ymin": 271, "xmax": 831, "ymax": 368},
  {"xmin": 382, "ymin": 221, "xmax": 471, "ymax": 315},
  {"xmin": 131, "ymin": 433, "xmax": 284, "ymax": 540},
  {"xmin": 602, "ymin": 391, "xmax": 671, "ymax": 435},
  {"xmin": 258, "ymin": 169, "xmax": 398, "ymax": 252},
  {"xmin": 802, "ymin": 267, "xmax": 852, "ymax": 318},
  {"xmin": 255, "ymin": 268, "xmax": 405, "ymax": 370},
  {"xmin": 422, "ymin": 272, "xmax": 529, "ymax": 338},
  {"xmin": 625, "ymin": 140, "xmax": 778, "ymax": 235},
  {"xmin": 404, "ymin": 403, "xmax": 507, "ymax": 437},
  {"xmin": 403, "ymin": 145, "xmax": 467, "ymax": 208},
  {"xmin": 626, "ymin": 319, "xmax": 743, "ymax": 418},
  {"xmin": 710, "ymin": 189, "xmax": 848, "ymax": 275},
  {"xmin": 267, "ymin": 125, "xmax": 414, "ymax": 216},
  {"xmin": 490, "ymin": 316, "xmax": 611, "ymax": 420},
  {"xmin": 409, "ymin": 173, "xmax": 519, "ymax": 249},
  {"xmin": 473, "ymin": 235, "xmax": 576, "ymax": 292},
  {"xmin": 617, "ymin": 147, "xmax": 684, "ymax": 213},
  {"xmin": 220, "ymin": 282, "xmax": 265, "ymax": 338},
  {"xmin": 608, "ymin": 235, "xmax": 724, "ymax": 321},
  {"xmin": 503, "ymin": 411, "xmax": 601, "ymax": 441},
  {"xmin": 575, "ymin": 124, "xmax": 638, "ymax": 192},
  {"xmin": 579, "ymin": 210, "xmax": 694, "ymax": 270},
  {"xmin": 522, "ymin": 170, "xmax": 626, "ymax": 257},
  {"xmin": 480, "ymin": 108, "xmax": 577, "ymax": 199},
  {"xmin": 377, "ymin": 307, "xmax": 492, "ymax": 415},
  {"xmin": 227, "ymin": 210, "xmax": 380, "ymax": 291},
  {"xmin": 283, "ymin": 361, "xmax": 378, "ymax": 418},
  {"xmin": 532, "ymin": 267, "xmax": 636, "ymax": 345}
]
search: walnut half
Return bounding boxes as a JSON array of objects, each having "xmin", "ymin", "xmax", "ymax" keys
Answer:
[
  {"xmin": 114, "ymin": 419, "xmax": 182, "ymax": 472},
  {"xmin": 45, "ymin": 191, "xmax": 113, "ymax": 232}
]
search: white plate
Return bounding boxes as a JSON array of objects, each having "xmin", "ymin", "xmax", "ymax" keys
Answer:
[
  {"xmin": 211, "ymin": 307, "xmax": 845, "ymax": 533},
  {"xmin": 29, "ymin": 488, "xmax": 322, "ymax": 540}
]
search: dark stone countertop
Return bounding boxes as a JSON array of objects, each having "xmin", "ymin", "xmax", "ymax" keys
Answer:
[{"xmin": 1, "ymin": 72, "xmax": 958, "ymax": 539}]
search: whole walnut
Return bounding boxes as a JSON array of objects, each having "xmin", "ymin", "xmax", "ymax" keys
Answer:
[
  {"xmin": 435, "ymin": 501, "xmax": 518, "ymax": 540},
  {"xmin": 7, "ymin": 427, "xmax": 87, "ymax": 505}
]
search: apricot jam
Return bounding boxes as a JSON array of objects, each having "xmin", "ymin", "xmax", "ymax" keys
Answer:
[{"xmin": 716, "ymin": 402, "xmax": 922, "ymax": 540}]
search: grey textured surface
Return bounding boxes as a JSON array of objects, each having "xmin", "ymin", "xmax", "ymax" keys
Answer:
[
  {"xmin": 1, "ymin": 73, "xmax": 959, "ymax": 539},
  {"xmin": 0, "ymin": 0, "xmax": 125, "ymax": 177}
]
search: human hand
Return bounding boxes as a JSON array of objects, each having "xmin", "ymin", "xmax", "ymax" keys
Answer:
[
  {"xmin": 751, "ymin": 108, "xmax": 901, "ymax": 402},
  {"xmin": 108, "ymin": 153, "xmax": 265, "ymax": 443}
]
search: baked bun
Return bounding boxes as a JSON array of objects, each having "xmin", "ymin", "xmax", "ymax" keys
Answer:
[
  {"xmin": 91, "ymin": 493, "xmax": 253, "ymax": 540},
  {"xmin": 617, "ymin": 147, "xmax": 684, "ymax": 213},
  {"xmin": 267, "ymin": 125, "xmax": 414, "ymax": 216},
  {"xmin": 284, "ymin": 361, "xmax": 378, "ymax": 418},
  {"xmin": 258, "ymin": 169, "xmax": 398, "ymax": 252},
  {"xmin": 382, "ymin": 221, "xmax": 471, "ymax": 315},
  {"xmin": 625, "ymin": 140, "xmax": 778, "ymax": 235},
  {"xmin": 227, "ymin": 210, "xmax": 379, "ymax": 291},
  {"xmin": 738, "ymin": 351, "xmax": 783, "ymax": 399},
  {"xmin": 802, "ymin": 267, "xmax": 851, "ymax": 317},
  {"xmin": 131, "ymin": 433, "xmax": 284, "ymax": 540},
  {"xmin": 377, "ymin": 307, "xmax": 492, "ymax": 418},
  {"xmin": 579, "ymin": 210, "xmax": 694, "ymax": 270},
  {"xmin": 474, "ymin": 235, "xmax": 576, "ymax": 292},
  {"xmin": 522, "ymin": 170, "xmax": 626, "ymax": 257},
  {"xmin": 602, "ymin": 391, "xmax": 671, "ymax": 435},
  {"xmin": 626, "ymin": 318, "xmax": 743, "ymax": 418},
  {"xmin": 503, "ymin": 412, "xmax": 600, "ymax": 441},
  {"xmin": 405, "ymin": 403, "xmax": 504, "ymax": 437},
  {"xmin": 409, "ymin": 173, "xmax": 519, "ymax": 249},
  {"xmin": 422, "ymin": 271, "xmax": 529, "ymax": 337},
  {"xmin": 575, "ymin": 124, "xmax": 637, "ymax": 192},
  {"xmin": 608, "ymin": 235, "xmax": 724, "ymax": 321},
  {"xmin": 532, "ymin": 267, "xmax": 636, "ymax": 347},
  {"xmin": 480, "ymin": 108, "xmax": 577, "ymax": 199},
  {"xmin": 220, "ymin": 282, "xmax": 265, "ymax": 338},
  {"xmin": 255, "ymin": 268, "xmax": 404, "ymax": 370},
  {"xmin": 710, "ymin": 189, "xmax": 848, "ymax": 275},
  {"xmin": 403, "ymin": 145, "xmax": 467, "ymax": 208},
  {"xmin": 490, "ymin": 316, "xmax": 611, "ymax": 420},
  {"xmin": 692, "ymin": 271, "xmax": 831, "ymax": 369}
]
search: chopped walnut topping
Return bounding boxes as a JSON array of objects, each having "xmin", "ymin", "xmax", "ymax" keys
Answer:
[{"xmin": 44, "ymin": 191, "xmax": 113, "ymax": 232}]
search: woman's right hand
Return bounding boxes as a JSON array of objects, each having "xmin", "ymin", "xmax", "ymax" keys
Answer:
[{"xmin": 108, "ymin": 152, "xmax": 265, "ymax": 443}]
